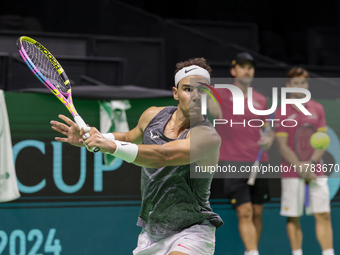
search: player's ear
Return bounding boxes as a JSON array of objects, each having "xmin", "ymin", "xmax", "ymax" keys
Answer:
[
  {"xmin": 230, "ymin": 67, "xmax": 236, "ymax": 77},
  {"xmin": 173, "ymin": 86, "xmax": 179, "ymax": 100}
]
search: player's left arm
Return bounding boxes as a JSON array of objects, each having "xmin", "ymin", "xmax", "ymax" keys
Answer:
[
  {"xmin": 258, "ymin": 129, "xmax": 275, "ymax": 151},
  {"xmin": 84, "ymin": 125, "xmax": 221, "ymax": 168},
  {"xmin": 258, "ymin": 99, "xmax": 275, "ymax": 151},
  {"xmin": 310, "ymin": 105, "xmax": 328, "ymax": 163}
]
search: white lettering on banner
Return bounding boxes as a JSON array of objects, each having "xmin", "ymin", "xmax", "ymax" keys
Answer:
[
  {"xmin": 0, "ymin": 228, "xmax": 62, "ymax": 255},
  {"xmin": 12, "ymin": 140, "xmax": 122, "ymax": 194}
]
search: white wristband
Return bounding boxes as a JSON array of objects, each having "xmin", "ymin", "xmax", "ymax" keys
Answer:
[
  {"xmin": 111, "ymin": 140, "xmax": 138, "ymax": 163},
  {"xmin": 103, "ymin": 133, "xmax": 115, "ymax": 141}
]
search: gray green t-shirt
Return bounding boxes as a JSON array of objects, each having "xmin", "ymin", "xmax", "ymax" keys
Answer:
[{"xmin": 137, "ymin": 106, "xmax": 223, "ymax": 237}]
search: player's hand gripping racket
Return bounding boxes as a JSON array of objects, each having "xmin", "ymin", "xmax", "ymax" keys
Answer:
[
  {"xmin": 295, "ymin": 123, "xmax": 317, "ymax": 207},
  {"xmin": 17, "ymin": 36, "xmax": 99, "ymax": 152},
  {"xmin": 247, "ymin": 114, "xmax": 274, "ymax": 186}
]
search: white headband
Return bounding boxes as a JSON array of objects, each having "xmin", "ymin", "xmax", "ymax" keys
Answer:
[{"xmin": 174, "ymin": 65, "xmax": 210, "ymax": 86}]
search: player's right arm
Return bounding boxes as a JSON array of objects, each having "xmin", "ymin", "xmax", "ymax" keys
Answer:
[
  {"xmin": 50, "ymin": 106, "xmax": 164, "ymax": 146},
  {"xmin": 111, "ymin": 106, "xmax": 164, "ymax": 144},
  {"xmin": 275, "ymin": 109, "xmax": 315, "ymax": 180},
  {"xmin": 83, "ymin": 124, "xmax": 221, "ymax": 169},
  {"xmin": 276, "ymin": 133, "xmax": 316, "ymax": 180},
  {"xmin": 276, "ymin": 134, "xmax": 300, "ymax": 166}
]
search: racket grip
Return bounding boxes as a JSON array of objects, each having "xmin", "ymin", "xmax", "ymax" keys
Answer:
[
  {"xmin": 74, "ymin": 115, "xmax": 100, "ymax": 153},
  {"xmin": 247, "ymin": 162, "xmax": 259, "ymax": 186},
  {"xmin": 83, "ymin": 126, "xmax": 91, "ymax": 139},
  {"xmin": 247, "ymin": 176, "xmax": 256, "ymax": 186},
  {"xmin": 304, "ymin": 184, "xmax": 310, "ymax": 207}
]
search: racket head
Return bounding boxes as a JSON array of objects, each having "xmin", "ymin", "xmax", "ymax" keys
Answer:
[
  {"xmin": 295, "ymin": 123, "xmax": 316, "ymax": 161},
  {"xmin": 17, "ymin": 36, "xmax": 78, "ymax": 116}
]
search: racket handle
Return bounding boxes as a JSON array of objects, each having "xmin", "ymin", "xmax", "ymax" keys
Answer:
[
  {"xmin": 247, "ymin": 117, "xmax": 272, "ymax": 186},
  {"xmin": 247, "ymin": 175, "xmax": 256, "ymax": 185},
  {"xmin": 247, "ymin": 160, "xmax": 259, "ymax": 186},
  {"xmin": 305, "ymin": 183, "xmax": 310, "ymax": 207},
  {"xmin": 74, "ymin": 115, "xmax": 100, "ymax": 152},
  {"xmin": 83, "ymin": 126, "xmax": 91, "ymax": 139}
]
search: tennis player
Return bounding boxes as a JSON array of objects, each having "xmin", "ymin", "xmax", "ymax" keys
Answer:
[
  {"xmin": 209, "ymin": 52, "xmax": 275, "ymax": 255},
  {"xmin": 51, "ymin": 58, "xmax": 223, "ymax": 255},
  {"xmin": 275, "ymin": 67, "xmax": 334, "ymax": 255}
]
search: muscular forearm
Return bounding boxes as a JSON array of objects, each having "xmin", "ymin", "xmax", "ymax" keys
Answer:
[
  {"xmin": 104, "ymin": 141, "xmax": 190, "ymax": 168},
  {"xmin": 100, "ymin": 136, "xmax": 191, "ymax": 168},
  {"xmin": 111, "ymin": 127, "xmax": 143, "ymax": 144},
  {"xmin": 258, "ymin": 130, "xmax": 275, "ymax": 151},
  {"xmin": 310, "ymin": 149, "xmax": 326, "ymax": 163},
  {"xmin": 133, "ymin": 144, "xmax": 189, "ymax": 168},
  {"xmin": 85, "ymin": 125, "xmax": 219, "ymax": 169},
  {"xmin": 279, "ymin": 144, "xmax": 325, "ymax": 165},
  {"xmin": 110, "ymin": 132, "xmax": 128, "ymax": 142},
  {"xmin": 278, "ymin": 144, "xmax": 300, "ymax": 166}
]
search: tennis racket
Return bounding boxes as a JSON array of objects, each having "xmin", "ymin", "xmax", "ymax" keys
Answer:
[
  {"xmin": 17, "ymin": 36, "xmax": 99, "ymax": 152},
  {"xmin": 295, "ymin": 123, "xmax": 316, "ymax": 207},
  {"xmin": 247, "ymin": 114, "xmax": 274, "ymax": 186}
]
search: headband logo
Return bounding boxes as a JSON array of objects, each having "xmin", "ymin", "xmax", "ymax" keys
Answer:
[
  {"xmin": 185, "ymin": 67, "xmax": 198, "ymax": 73},
  {"xmin": 175, "ymin": 65, "xmax": 210, "ymax": 86}
]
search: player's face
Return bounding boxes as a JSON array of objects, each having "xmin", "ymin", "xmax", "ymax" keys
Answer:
[
  {"xmin": 287, "ymin": 75, "xmax": 309, "ymax": 98},
  {"xmin": 230, "ymin": 62, "xmax": 255, "ymax": 86},
  {"xmin": 173, "ymin": 76, "xmax": 208, "ymax": 118}
]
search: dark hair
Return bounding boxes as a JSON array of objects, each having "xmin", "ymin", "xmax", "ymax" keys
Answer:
[
  {"xmin": 174, "ymin": 57, "xmax": 212, "ymax": 75},
  {"xmin": 286, "ymin": 67, "xmax": 310, "ymax": 81}
]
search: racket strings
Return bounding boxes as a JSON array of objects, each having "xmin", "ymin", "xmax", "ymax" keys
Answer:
[{"xmin": 22, "ymin": 41, "xmax": 69, "ymax": 93}]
